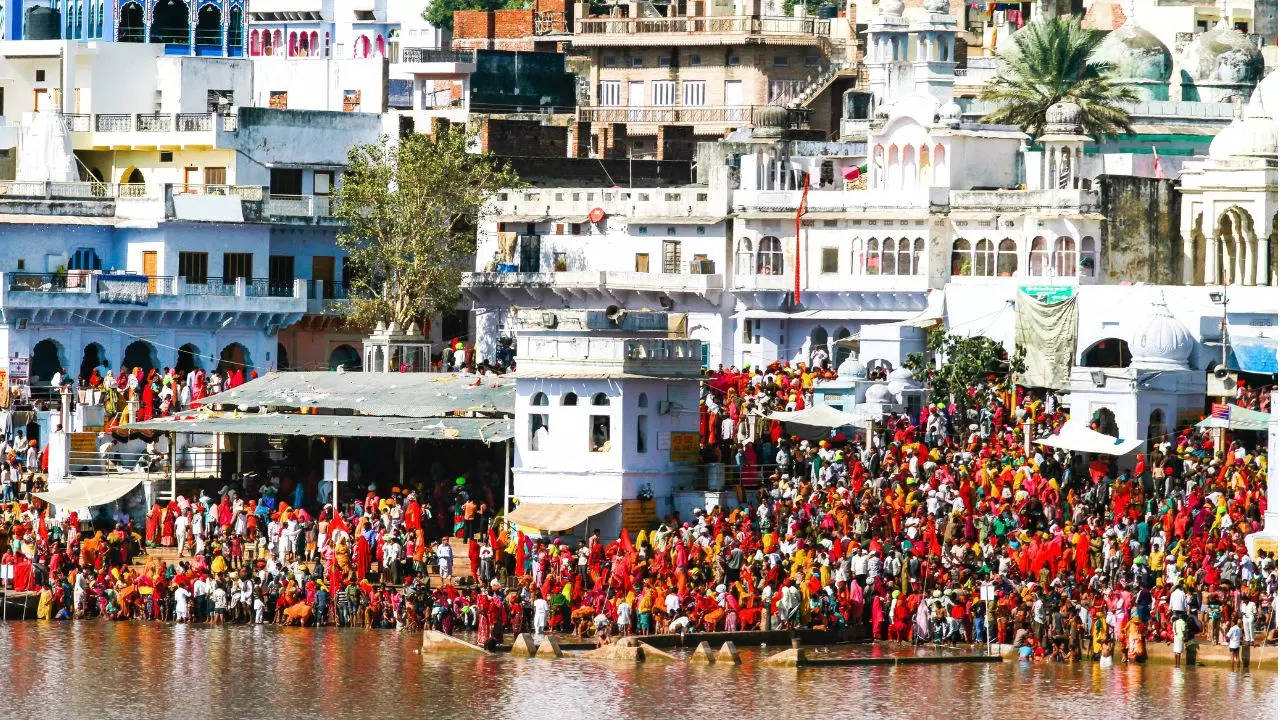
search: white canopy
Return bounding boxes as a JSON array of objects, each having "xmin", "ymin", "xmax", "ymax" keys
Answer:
[
  {"xmin": 505, "ymin": 501, "xmax": 617, "ymax": 532},
  {"xmin": 1036, "ymin": 424, "xmax": 1142, "ymax": 456},
  {"xmin": 34, "ymin": 477, "xmax": 144, "ymax": 510},
  {"xmin": 767, "ymin": 404, "xmax": 872, "ymax": 439}
]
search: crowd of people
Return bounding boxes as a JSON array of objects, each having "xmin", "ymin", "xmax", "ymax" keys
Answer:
[
  {"xmin": 3, "ymin": 359, "xmax": 1276, "ymax": 666},
  {"xmin": 58, "ymin": 365, "xmax": 257, "ymax": 424}
]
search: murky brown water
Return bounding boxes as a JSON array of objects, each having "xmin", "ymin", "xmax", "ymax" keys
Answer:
[{"xmin": 1, "ymin": 622, "xmax": 1274, "ymax": 720}]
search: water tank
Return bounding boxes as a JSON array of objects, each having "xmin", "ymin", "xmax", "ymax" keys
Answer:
[{"xmin": 25, "ymin": 7, "xmax": 62, "ymax": 40}]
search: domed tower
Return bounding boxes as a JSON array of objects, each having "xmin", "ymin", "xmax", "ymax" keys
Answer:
[
  {"xmin": 1128, "ymin": 302, "xmax": 1196, "ymax": 370},
  {"xmin": 1093, "ymin": 19, "xmax": 1173, "ymax": 101},
  {"xmin": 908, "ymin": 0, "xmax": 959, "ymax": 105},
  {"xmin": 864, "ymin": 0, "xmax": 910, "ymax": 114},
  {"xmin": 1178, "ymin": 10, "xmax": 1265, "ymax": 102},
  {"xmin": 1036, "ymin": 102, "xmax": 1090, "ymax": 190}
]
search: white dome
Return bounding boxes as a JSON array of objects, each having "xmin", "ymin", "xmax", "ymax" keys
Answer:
[
  {"xmin": 1208, "ymin": 96, "xmax": 1278, "ymax": 159},
  {"xmin": 1179, "ymin": 19, "xmax": 1264, "ymax": 85},
  {"xmin": 865, "ymin": 383, "xmax": 895, "ymax": 404},
  {"xmin": 1093, "ymin": 22, "xmax": 1172, "ymax": 82},
  {"xmin": 1129, "ymin": 303, "xmax": 1195, "ymax": 369},
  {"xmin": 878, "ymin": 0, "xmax": 905, "ymax": 17},
  {"xmin": 937, "ymin": 101, "xmax": 962, "ymax": 127},
  {"xmin": 837, "ymin": 355, "xmax": 866, "ymax": 379}
]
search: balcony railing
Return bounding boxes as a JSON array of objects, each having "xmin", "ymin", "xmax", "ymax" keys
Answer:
[
  {"xmin": 400, "ymin": 47, "xmax": 475, "ymax": 63},
  {"xmin": 6, "ymin": 272, "xmax": 306, "ymax": 303},
  {"xmin": 264, "ymin": 194, "xmax": 333, "ymax": 219},
  {"xmin": 577, "ymin": 105, "xmax": 764, "ymax": 124},
  {"xmin": 69, "ymin": 112, "xmax": 238, "ymax": 134},
  {"xmin": 7, "ymin": 272, "xmax": 90, "ymax": 293},
  {"xmin": 173, "ymin": 184, "xmax": 264, "ymax": 200},
  {"xmin": 183, "ymin": 277, "xmax": 237, "ymax": 296},
  {"xmin": 307, "ymin": 279, "xmax": 350, "ymax": 300},
  {"xmin": 0, "ymin": 180, "xmax": 155, "ymax": 199},
  {"xmin": 575, "ymin": 15, "xmax": 829, "ymax": 37},
  {"xmin": 247, "ymin": 277, "xmax": 297, "ymax": 298}
]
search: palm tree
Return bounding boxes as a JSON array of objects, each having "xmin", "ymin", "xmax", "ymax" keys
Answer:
[{"xmin": 980, "ymin": 17, "xmax": 1138, "ymax": 137}]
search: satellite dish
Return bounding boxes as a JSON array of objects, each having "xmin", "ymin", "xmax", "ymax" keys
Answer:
[{"xmin": 588, "ymin": 207, "xmax": 606, "ymax": 223}]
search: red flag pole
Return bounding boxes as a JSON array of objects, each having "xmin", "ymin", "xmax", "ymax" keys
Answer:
[{"xmin": 794, "ymin": 173, "xmax": 809, "ymax": 305}]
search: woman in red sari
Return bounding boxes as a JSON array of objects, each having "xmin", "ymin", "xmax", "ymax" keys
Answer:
[
  {"xmin": 161, "ymin": 500, "xmax": 178, "ymax": 546},
  {"xmin": 145, "ymin": 502, "xmax": 161, "ymax": 547},
  {"xmin": 354, "ymin": 520, "xmax": 371, "ymax": 581}
]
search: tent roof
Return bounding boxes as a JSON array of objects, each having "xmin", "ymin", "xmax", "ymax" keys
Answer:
[
  {"xmin": 34, "ymin": 477, "xmax": 143, "ymax": 510},
  {"xmin": 197, "ymin": 371, "xmax": 514, "ymax": 418},
  {"xmin": 1036, "ymin": 424, "xmax": 1142, "ymax": 456},
  {"xmin": 1196, "ymin": 405, "xmax": 1273, "ymax": 432},
  {"xmin": 768, "ymin": 404, "xmax": 871, "ymax": 429},
  {"xmin": 123, "ymin": 412, "xmax": 513, "ymax": 443},
  {"xmin": 505, "ymin": 501, "xmax": 617, "ymax": 532}
]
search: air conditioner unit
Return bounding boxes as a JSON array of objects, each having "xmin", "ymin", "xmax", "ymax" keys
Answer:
[
  {"xmin": 541, "ymin": 312, "xmax": 558, "ymax": 328},
  {"xmin": 657, "ymin": 400, "xmax": 672, "ymax": 415}
]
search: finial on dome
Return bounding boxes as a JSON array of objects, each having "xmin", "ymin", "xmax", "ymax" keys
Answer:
[{"xmin": 878, "ymin": 0, "xmax": 905, "ymax": 18}]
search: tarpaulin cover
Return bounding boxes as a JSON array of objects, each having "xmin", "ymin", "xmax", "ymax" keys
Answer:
[
  {"xmin": 1227, "ymin": 335, "xmax": 1278, "ymax": 375},
  {"xmin": 1015, "ymin": 290, "xmax": 1078, "ymax": 389},
  {"xmin": 768, "ymin": 404, "xmax": 868, "ymax": 430},
  {"xmin": 1196, "ymin": 404, "xmax": 1273, "ymax": 432},
  {"xmin": 34, "ymin": 477, "xmax": 143, "ymax": 509},
  {"xmin": 505, "ymin": 501, "xmax": 617, "ymax": 531},
  {"xmin": 1037, "ymin": 424, "xmax": 1142, "ymax": 456}
]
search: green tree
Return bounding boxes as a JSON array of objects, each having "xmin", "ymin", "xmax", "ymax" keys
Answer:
[
  {"xmin": 424, "ymin": 0, "xmax": 528, "ymax": 33},
  {"xmin": 333, "ymin": 129, "xmax": 521, "ymax": 330},
  {"xmin": 903, "ymin": 329, "xmax": 1026, "ymax": 411},
  {"xmin": 980, "ymin": 16, "xmax": 1137, "ymax": 138}
]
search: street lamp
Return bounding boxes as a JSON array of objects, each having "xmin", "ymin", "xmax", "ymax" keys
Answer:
[{"xmin": 1210, "ymin": 289, "xmax": 1228, "ymax": 370}]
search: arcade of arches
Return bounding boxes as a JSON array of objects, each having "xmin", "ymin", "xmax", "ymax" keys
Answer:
[{"xmin": 1188, "ymin": 206, "xmax": 1278, "ymax": 287}]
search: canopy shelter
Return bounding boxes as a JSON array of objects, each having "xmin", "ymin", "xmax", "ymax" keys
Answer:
[
  {"xmin": 505, "ymin": 501, "xmax": 618, "ymax": 532},
  {"xmin": 767, "ymin": 404, "xmax": 873, "ymax": 440},
  {"xmin": 1036, "ymin": 424, "xmax": 1143, "ymax": 456},
  {"xmin": 1196, "ymin": 405, "xmax": 1274, "ymax": 433},
  {"xmin": 34, "ymin": 476, "xmax": 143, "ymax": 510},
  {"xmin": 196, "ymin": 371, "xmax": 515, "ymax": 417},
  {"xmin": 123, "ymin": 412, "xmax": 514, "ymax": 443}
]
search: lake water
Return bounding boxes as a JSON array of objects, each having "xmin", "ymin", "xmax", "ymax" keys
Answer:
[{"xmin": 1, "ymin": 622, "xmax": 1275, "ymax": 720}]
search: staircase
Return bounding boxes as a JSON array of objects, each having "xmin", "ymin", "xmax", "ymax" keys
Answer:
[
  {"xmin": 771, "ymin": 62, "xmax": 864, "ymax": 109},
  {"xmin": 128, "ymin": 544, "xmax": 182, "ymax": 574}
]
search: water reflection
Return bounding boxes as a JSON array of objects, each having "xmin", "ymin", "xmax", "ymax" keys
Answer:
[{"xmin": 0, "ymin": 623, "xmax": 1273, "ymax": 720}]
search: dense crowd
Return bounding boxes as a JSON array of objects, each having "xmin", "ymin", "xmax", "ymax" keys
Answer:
[{"xmin": 4, "ymin": 360, "xmax": 1276, "ymax": 665}]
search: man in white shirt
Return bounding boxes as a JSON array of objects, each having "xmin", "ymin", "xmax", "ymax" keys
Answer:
[
  {"xmin": 174, "ymin": 585, "xmax": 192, "ymax": 622},
  {"xmin": 1169, "ymin": 584, "xmax": 1187, "ymax": 618}
]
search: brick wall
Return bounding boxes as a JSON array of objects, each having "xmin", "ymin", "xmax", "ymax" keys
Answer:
[
  {"xmin": 478, "ymin": 118, "xmax": 568, "ymax": 157},
  {"xmin": 569, "ymin": 121, "xmax": 592, "ymax": 158},
  {"xmin": 452, "ymin": 11, "xmax": 494, "ymax": 40},
  {"xmin": 493, "ymin": 9, "xmax": 535, "ymax": 38}
]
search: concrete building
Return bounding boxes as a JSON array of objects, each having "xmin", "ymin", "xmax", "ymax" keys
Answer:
[
  {"xmin": 2, "ymin": 0, "xmax": 247, "ymax": 57},
  {"xmin": 509, "ymin": 308, "xmax": 702, "ymax": 538}
]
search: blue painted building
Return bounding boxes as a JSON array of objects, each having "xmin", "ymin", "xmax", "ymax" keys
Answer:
[{"xmin": 4, "ymin": 0, "xmax": 245, "ymax": 56}]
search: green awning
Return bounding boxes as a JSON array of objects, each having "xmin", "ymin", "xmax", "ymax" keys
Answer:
[{"xmin": 1195, "ymin": 405, "xmax": 1273, "ymax": 432}]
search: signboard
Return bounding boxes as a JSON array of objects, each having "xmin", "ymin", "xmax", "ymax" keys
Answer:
[
  {"xmin": 1020, "ymin": 286, "xmax": 1075, "ymax": 303},
  {"xmin": 7, "ymin": 357, "xmax": 28, "ymax": 383},
  {"xmin": 668, "ymin": 432, "xmax": 700, "ymax": 463},
  {"xmin": 323, "ymin": 459, "xmax": 349, "ymax": 484},
  {"xmin": 980, "ymin": 582, "xmax": 995, "ymax": 602},
  {"xmin": 621, "ymin": 499, "xmax": 658, "ymax": 532}
]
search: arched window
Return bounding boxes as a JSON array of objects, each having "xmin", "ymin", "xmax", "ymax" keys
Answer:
[
  {"xmin": 1080, "ymin": 338, "xmax": 1131, "ymax": 368},
  {"xmin": 561, "ymin": 392, "xmax": 578, "ymax": 406},
  {"xmin": 851, "ymin": 237, "xmax": 864, "ymax": 275},
  {"xmin": 1092, "ymin": 407, "xmax": 1119, "ymax": 437},
  {"xmin": 1028, "ymin": 236, "xmax": 1049, "ymax": 276},
  {"xmin": 299, "ymin": 31, "xmax": 310, "ymax": 56},
  {"xmin": 529, "ymin": 392, "xmax": 549, "ymax": 450},
  {"xmin": 996, "ymin": 238, "xmax": 1017, "ymax": 276},
  {"xmin": 911, "ymin": 237, "xmax": 924, "ymax": 275},
  {"xmin": 637, "ymin": 392, "xmax": 648, "ymax": 408},
  {"xmin": 262, "ymin": 29, "xmax": 274, "ymax": 56},
  {"xmin": 329, "ymin": 344, "xmax": 360, "ymax": 370},
  {"xmin": 591, "ymin": 392, "xmax": 610, "ymax": 406},
  {"xmin": 872, "ymin": 145, "xmax": 884, "ymax": 187},
  {"xmin": 735, "ymin": 237, "xmax": 754, "ymax": 276},
  {"xmin": 289, "ymin": 31, "xmax": 298, "ymax": 56},
  {"xmin": 895, "ymin": 238, "xmax": 910, "ymax": 276},
  {"xmin": 310, "ymin": 31, "xmax": 319, "ymax": 55},
  {"xmin": 250, "ymin": 29, "xmax": 260, "ymax": 55},
  {"xmin": 887, "ymin": 145, "xmax": 900, "ymax": 190},
  {"xmin": 1053, "ymin": 236, "xmax": 1077, "ymax": 277},
  {"xmin": 1146, "ymin": 408, "xmax": 1166, "ymax": 448},
  {"xmin": 901, "ymin": 146, "xmax": 916, "ymax": 190},
  {"xmin": 865, "ymin": 238, "xmax": 881, "ymax": 275},
  {"xmin": 880, "ymin": 238, "xmax": 896, "ymax": 275},
  {"xmin": 918, "ymin": 146, "xmax": 930, "ymax": 185},
  {"xmin": 833, "ymin": 327, "xmax": 852, "ymax": 365},
  {"xmin": 1080, "ymin": 236, "xmax": 1096, "ymax": 277},
  {"xmin": 933, "ymin": 144, "xmax": 947, "ymax": 185},
  {"xmin": 951, "ymin": 238, "xmax": 971, "ymax": 276},
  {"xmin": 32, "ymin": 339, "xmax": 67, "ymax": 383},
  {"xmin": 272, "ymin": 29, "xmax": 283, "ymax": 54},
  {"xmin": 974, "ymin": 239, "xmax": 996, "ymax": 276},
  {"xmin": 324, "ymin": 32, "xmax": 331, "ymax": 56},
  {"xmin": 375, "ymin": 34, "xmax": 386, "ymax": 57},
  {"xmin": 757, "ymin": 236, "xmax": 783, "ymax": 275}
]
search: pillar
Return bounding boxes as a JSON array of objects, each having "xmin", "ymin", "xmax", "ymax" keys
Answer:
[
  {"xmin": 1257, "ymin": 236, "xmax": 1271, "ymax": 286},
  {"xmin": 1204, "ymin": 230, "xmax": 1218, "ymax": 284}
]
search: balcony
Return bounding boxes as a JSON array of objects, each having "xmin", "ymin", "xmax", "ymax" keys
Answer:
[
  {"xmin": 461, "ymin": 269, "xmax": 724, "ymax": 306},
  {"xmin": 733, "ymin": 187, "xmax": 948, "ymax": 214},
  {"xmin": 578, "ymin": 105, "xmax": 794, "ymax": 131},
  {"xmin": 573, "ymin": 15, "xmax": 832, "ymax": 46},
  {"xmin": 58, "ymin": 112, "xmax": 237, "ymax": 150},
  {"xmin": 396, "ymin": 47, "xmax": 477, "ymax": 73},
  {"xmin": 516, "ymin": 335, "xmax": 704, "ymax": 378},
  {"xmin": 491, "ymin": 186, "xmax": 723, "ymax": 222},
  {"xmin": 949, "ymin": 188, "xmax": 1099, "ymax": 213},
  {"xmin": 1, "ymin": 273, "xmax": 309, "ymax": 326}
]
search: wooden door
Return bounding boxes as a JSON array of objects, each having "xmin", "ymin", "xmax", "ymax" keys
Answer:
[
  {"xmin": 312, "ymin": 255, "xmax": 335, "ymax": 298},
  {"xmin": 183, "ymin": 167, "xmax": 199, "ymax": 192},
  {"xmin": 142, "ymin": 251, "xmax": 158, "ymax": 292}
]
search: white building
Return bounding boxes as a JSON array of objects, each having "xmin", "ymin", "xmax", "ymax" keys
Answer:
[{"xmin": 509, "ymin": 308, "xmax": 702, "ymax": 538}]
